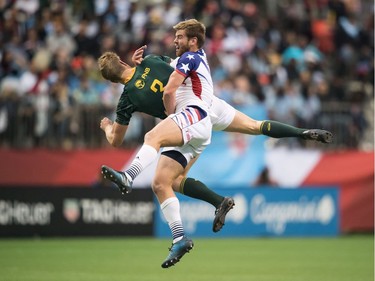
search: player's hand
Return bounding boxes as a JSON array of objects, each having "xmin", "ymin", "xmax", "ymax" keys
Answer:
[
  {"xmin": 132, "ymin": 45, "xmax": 147, "ymax": 65},
  {"xmin": 100, "ymin": 117, "xmax": 113, "ymax": 130}
]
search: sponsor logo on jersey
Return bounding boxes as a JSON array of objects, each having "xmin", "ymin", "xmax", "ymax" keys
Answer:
[
  {"xmin": 135, "ymin": 79, "xmax": 145, "ymax": 89},
  {"xmin": 141, "ymin": 67, "xmax": 150, "ymax": 79}
]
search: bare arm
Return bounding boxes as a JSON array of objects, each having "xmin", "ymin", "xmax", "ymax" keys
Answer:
[
  {"xmin": 100, "ymin": 117, "xmax": 128, "ymax": 147},
  {"xmin": 163, "ymin": 71, "xmax": 185, "ymax": 115}
]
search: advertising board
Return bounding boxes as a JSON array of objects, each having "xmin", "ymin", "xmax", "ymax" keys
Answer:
[
  {"xmin": 155, "ymin": 187, "xmax": 339, "ymax": 237},
  {"xmin": 0, "ymin": 188, "xmax": 154, "ymax": 237}
]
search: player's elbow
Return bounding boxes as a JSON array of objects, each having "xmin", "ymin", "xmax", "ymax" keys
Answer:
[
  {"xmin": 162, "ymin": 88, "xmax": 176, "ymax": 105},
  {"xmin": 163, "ymin": 88, "xmax": 173, "ymax": 98}
]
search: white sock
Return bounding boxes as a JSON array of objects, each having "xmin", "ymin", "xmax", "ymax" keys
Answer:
[
  {"xmin": 160, "ymin": 197, "xmax": 184, "ymax": 243},
  {"xmin": 125, "ymin": 144, "xmax": 158, "ymax": 181}
]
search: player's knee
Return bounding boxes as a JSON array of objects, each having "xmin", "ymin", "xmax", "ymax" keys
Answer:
[
  {"xmin": 151, "ymin": 177, "xmax": 166, "ymax": 195},
  {"xmin": 144, "ymin": 130, "xmax": 153, "ymax": 142},
  {"xmin": 144, "ymin": 129, "xmax": 161, "ymax": 146}
]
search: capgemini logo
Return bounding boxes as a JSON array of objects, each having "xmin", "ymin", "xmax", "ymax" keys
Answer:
[
  {"xmin": 316, "ymin": 195, "xmax": 335, "ymax": 224},
  {"xmin": 250, "ymin": 194, "xmax": 335, "ymax": 235}
]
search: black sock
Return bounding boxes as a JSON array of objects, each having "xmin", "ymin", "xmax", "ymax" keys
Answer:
[
  {"xmin": 180, "ymin": 178, "xmax": 224, "ymax": 208},
  {"xmin": 260, "ymin": 120, "xmax": 306, "ymax": 138}
]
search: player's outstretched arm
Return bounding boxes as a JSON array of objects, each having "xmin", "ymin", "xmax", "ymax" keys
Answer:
[{"xmin": 100, "ymin": 117, "xmax": 128, "ymax": 147}]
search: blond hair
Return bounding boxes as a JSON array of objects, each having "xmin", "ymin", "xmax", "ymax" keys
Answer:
[
  {"xmin": 173, "ymin": 19, "xmax": 206, "ymax": 48},
  {"xmin": 97, "ymin": 52, "xmax": 124, "ymax": 83}
]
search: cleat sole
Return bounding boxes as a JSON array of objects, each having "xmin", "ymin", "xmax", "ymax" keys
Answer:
[
  {"xmin": 213, "ymin": 197, "xmax": 235, "ymax": 232},
  {"xmin": 304, "ymin": 129, "xmax": 333, "ymax": 144},
  {"xmin": 101, "ymin": 165, "xmax": 132, "ymax": 194}
]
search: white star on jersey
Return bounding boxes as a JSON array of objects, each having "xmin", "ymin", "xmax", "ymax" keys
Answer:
[
  {"xmin": 179, "ymin": 63, "xmax": 190, "ymax": 73},
  {"xmin": 172, "ymin": 49, "xmax": 214, "ymax": 113}
]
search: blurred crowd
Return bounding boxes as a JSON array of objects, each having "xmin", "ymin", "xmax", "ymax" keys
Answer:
[{"xmin": 0, "ymin": 0, "xmax": 373, "ymax": 150}]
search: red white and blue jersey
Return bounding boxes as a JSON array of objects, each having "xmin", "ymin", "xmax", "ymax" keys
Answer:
[{"xmin": 170, "ymin": 49, "xmax": 214, "ymax": 112}]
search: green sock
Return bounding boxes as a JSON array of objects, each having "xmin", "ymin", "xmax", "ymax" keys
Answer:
[
  {"xmin": 260, "ymin": 120, "xmax": 306, "ymax": 138},
  {"xmin": 180, "ymin": 178, "xmax": 224, "ymax": 208}
]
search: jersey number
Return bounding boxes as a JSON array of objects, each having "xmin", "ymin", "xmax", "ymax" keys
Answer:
[{"xmin": 150, "ymin": 79, "xmax": 164, "ymax": 93}]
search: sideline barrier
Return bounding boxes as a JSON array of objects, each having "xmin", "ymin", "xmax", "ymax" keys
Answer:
[
  {"xmin": 155, "ymin": 187, "xmax": 339, "ymax": 237},
  {"xmin": 0, "ymin": 187, "xmax": 340, "ymax": 237},
  {"xmin": 0, "ymin": 187, "xmax": 154, "ymax": 237}
]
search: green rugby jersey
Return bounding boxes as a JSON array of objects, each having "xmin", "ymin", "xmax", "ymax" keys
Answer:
[{"xmin": 115, "ymin": 55, "xmax": 174, "ymax": 125}]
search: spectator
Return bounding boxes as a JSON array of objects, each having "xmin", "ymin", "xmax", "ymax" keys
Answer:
[
  {"xmin": 49, "ymin": 69, "xmax": 76, "ymax": 149},
  {"xmin": 46, "ymin": 17, "xmax": 77, "ymax": 57},
  {"xmin": 18, "ymin": 49, "xmax": 51, "ymax": 147},
  {"xmin": 253, "ymin": 167, "xmax": 278, "ymax": 187},
  {"xmin": 72, "ymin": 74, "xmax": 100, "ymax": 147},
  {"xmin": 0, "ymin": 77, "xmax": 20, "ymax": 147}
]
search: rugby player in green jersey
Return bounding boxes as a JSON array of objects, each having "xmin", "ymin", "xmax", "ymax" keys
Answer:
[{"xmin": 99, "ymin": 50, "xmax": 216, "ymax": 268}]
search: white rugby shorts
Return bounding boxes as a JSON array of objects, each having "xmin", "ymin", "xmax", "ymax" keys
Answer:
[
  {"xmin": 162, "ymin": 105, "xmax": 212, "ymax": 163},
  {"xmin": 210, "ymin": 97, "xmax": 236, "ymax": 131}
]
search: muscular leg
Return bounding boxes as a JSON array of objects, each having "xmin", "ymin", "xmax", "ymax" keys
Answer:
[
  {"xmin": 224, "ymin": 109, "xmax": 304, "ymax": 137},
  {"xmin": 224, "ymin": 110, "xmax": 332, "ymax": 142},
  {"xmin": 153, "ymin": 154, "xmax": 194, "ymax": 268},
  {"xmin": 153, "ymin": 155, "xmax": 184, "ymax": 242}
]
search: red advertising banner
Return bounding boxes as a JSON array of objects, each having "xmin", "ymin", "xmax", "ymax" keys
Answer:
[{"xmin": 0, "ymin": 148, "xmax": 136, "ymax": 187}]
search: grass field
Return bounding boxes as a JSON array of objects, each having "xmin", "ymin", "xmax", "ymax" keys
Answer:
[{"xmin": 0, "ymin": 235, "xmax": 373, "ymax": 281}]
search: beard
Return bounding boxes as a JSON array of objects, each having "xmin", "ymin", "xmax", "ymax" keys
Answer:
[{"xmin": 176, "ymin": 44, "xmax": 190, "ymax": 57}]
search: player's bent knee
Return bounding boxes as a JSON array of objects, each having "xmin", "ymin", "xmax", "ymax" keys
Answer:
[
  {"xmin": 151, "ymin": 180, "xmax": 166, "ymax": 195},
  {"xmin": 144, "ymin": 130, "xmax": 156, "ymax": 143},
  {"xmin": 152, "ymin": 174, "xmax": 166, "ymax": 190}
]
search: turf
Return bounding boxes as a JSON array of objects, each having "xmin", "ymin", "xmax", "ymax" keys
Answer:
[{"xmin": 0, "ymin": 235, "xmax": 373, "ymax": 281}]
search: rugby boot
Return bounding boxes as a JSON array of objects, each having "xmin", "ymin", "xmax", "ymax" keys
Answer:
[
  {"xmin": 101, "ymin": 165, "xmax": 132, "ymax": 194},
  {"xmin": 213, "ymin": 197, "xmax": 235, "ymax": 232},
  {"xmin": 302, "ymin": 129, "xmax": 333, "ymax": 144},
  {"xmin": 161, "ymin": 236, "xmax": 194, "ymax": 268}
]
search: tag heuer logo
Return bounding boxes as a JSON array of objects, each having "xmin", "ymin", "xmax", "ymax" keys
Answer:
[
  {"xmin": 63, "ymin": 199, "xmax": 80, "ymax": 223},
  {"xmin": 135, "ymin": 79, "xmax": 145, "ymax": 89}
]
